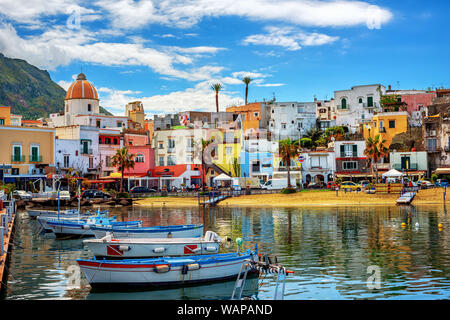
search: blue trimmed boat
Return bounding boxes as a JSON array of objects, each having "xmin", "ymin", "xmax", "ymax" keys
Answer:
[
  {"xmin": 91, "ymin": 224, "xmax": 204, "ymax": 239},
  {"xmin": 77, "ymin": 249, "xmax": 258, "ymax": 289}
]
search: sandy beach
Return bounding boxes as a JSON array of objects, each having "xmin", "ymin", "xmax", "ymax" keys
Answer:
[{"xmin": 133, "ymin": 188, "xmax": 450, "ymax": 208}]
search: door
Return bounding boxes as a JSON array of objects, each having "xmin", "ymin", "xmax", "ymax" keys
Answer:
[{"xmin": 401, "ymin": 156, "xmax": 410, "ymax": 170}]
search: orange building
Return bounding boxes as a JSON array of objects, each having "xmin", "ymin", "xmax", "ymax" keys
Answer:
[
  {"xmin": 226, "ymin": 102, "xmax": 263, "ymax": 134},
  {"xmin": 0, "ymin": 106, "xmax": 11, "ymax": 126}
]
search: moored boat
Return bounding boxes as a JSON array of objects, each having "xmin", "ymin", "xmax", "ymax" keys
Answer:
[
  {"xmin": 83, "ymin": 231, "xmax": 223, "ymax": 258},
  {"xmin": 77, "ymin": 250, "xmax": 257, "ymax": 289},
  {"xmin": 44, "ymin": 216, "xmax": 143, "ymax": 238},
  {"xmin": 91, "ymin": 224, "xmax": 204, "ymax": 239}
]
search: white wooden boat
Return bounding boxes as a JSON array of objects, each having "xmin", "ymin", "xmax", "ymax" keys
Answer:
[
  {"xmin": 27, "ymin": 208, "xmax": 79, "ymax": 219},
  {"xmin": 83, "ymin": 231, "xmax": 222, "ymax": 258},
  {"xmin": 44, "ymin": 216, "xmax": 143, "ymax": 238},
  {"xmin": 91, "ymin": 224, "xmax": 204, "ymax": 239},
  {"xmin": 77, "ymin": 250, "xmax": 257, "ymax": 289}
]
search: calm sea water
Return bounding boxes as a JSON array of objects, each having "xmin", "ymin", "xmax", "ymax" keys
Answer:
[{"xmin": 4, "ymin": 205, "xmax": 450, "ymax": 300}]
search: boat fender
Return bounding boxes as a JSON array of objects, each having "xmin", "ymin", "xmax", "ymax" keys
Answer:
[
  {"xmin": 187, "ymin": 263, "xmax": 200, "ymax": 271},
  {"xmin": 118, "ymin": 245, "xmax": 130, "ymax": 251},
  {"xmin": 82, "ymin": 225, "xmax": 91, "ymax": 230},
  {"xmin": 205, "ymin": 246, "xmax": 218, "ymax": 252},
  {"xmin": 153, "ymin": 247, "xmax": 166, "ymax": 253},
  {"xmin": 154, "ymin": 264, "xmax": 170, "ymax": 273},
  {"xmin": 102, "ymin": 234, "xmax": 112, "ymax": 243}
]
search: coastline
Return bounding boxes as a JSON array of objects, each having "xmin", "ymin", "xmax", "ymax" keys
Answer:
[{"xmin": 134, "ymin": 188, "xmax": 449, "ymax": 208}]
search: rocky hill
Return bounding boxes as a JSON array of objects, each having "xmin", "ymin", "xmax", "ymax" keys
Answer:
[{"xmin": 0, "ymin": 53, "xmax": 112, "ymax": 119}]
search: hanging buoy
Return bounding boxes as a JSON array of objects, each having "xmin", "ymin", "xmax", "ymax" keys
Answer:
[
  {"xmin": 401, "ymin": 222, "xmax": 406, "ymax": 228},
  {"xmin": 415, "ymin": 222, "xmax": 419, "ymax": 228},
  {"xmin": 438, "ymin": 223, "xmax": 443, "ymax": 229}
]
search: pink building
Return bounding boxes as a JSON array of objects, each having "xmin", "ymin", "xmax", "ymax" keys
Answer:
[{"xmin": 386, "ymin": 87, "xmax": 437, "ymax": 126}]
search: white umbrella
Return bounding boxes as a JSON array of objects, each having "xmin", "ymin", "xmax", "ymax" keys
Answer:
[
  {"xmin": 382, "ymin": 169, "xmax": 404, "ymax": 178},
  {"xmin": 213, "ymin": 173, "xmax": 232, "ymax": 181}
]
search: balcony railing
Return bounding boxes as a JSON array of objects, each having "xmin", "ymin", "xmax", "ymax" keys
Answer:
[
  {"xmin": 393, "ymin": 163, "xmax": 418, "ymax": 171},
  {"xmin": 11, "ymin": 155, "xmax": 25, "ymax": 162},
  {"xmin": 340, "ymin": 152, "xmax": 358, "ymax": 158},
  {"xmin": 337, "ymin": 105, "xmax": 349, "ymax": 111},
  {"xmin": 168, "ymin": 147, "xmax": 175, "ymax": 153},
  {"xmin": 29, "ymin": 155, "xmax": 43, "ymax": 162},
  {"xmin": 81, "ymin": 148, "xmax": 93, "ymax": 155}
]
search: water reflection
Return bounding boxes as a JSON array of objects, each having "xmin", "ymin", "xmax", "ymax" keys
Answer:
[{"xmin": 5, "ymin": 204, "xmax": 450, "ymax": 300}]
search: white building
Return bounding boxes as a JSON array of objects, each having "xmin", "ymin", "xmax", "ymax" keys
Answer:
[
  {"xmin": 316, "ymin": 99, "xmax": 336, "ymax": 130},
  {"xmin": 334, "ymin": 84, "xmax": 386, "ymax": 134},
  {"xmin": 267, "ymin": 101, "xmax": 317, "ymax": 141},
  {"xmin": 301, "ymin": 149, "xmax": 336, "ymax": 185}
]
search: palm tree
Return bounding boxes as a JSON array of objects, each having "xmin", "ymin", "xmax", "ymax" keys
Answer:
[
  {"xmin": 111, "ymin": 147, "xmax": 136, "ymax": 193},
  {"xmin": 303, "ymin": 127, "xmax": 323, "ymax": 149},
  {"xmin": 278, "ymin": 138, "xmax": 301, "ymax": 189},
  {"xmin": 364, "ymin": 134, "xmax": 389, "ymax": 183},
  {"xmin": 211, "ymin": 83, "xmax": 222, "ymax": 112},
  {"xmin": 242, "ymin": 77, "xmax": 252, "ymax": 105}
]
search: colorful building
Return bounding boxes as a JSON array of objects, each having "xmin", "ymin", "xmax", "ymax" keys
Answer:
[
  {"xmin": 0, "ymin": 106, "xmax": 11, "ymax": 126},
  {"xmin": 363, "ymin": 111, "xmax": 409, "ymax": 149},
  {"xmin": 0, "ymin": 125, "xmax": 56, "ymax": 184}
]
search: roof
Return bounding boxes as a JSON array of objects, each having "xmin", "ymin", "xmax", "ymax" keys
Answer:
[{"xmin": 65, "ymin": 73, "xmax": 99, "ymax": 100}]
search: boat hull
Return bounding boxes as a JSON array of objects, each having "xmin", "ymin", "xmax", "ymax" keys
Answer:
[
  {"xmin": 77, "ymin": 252, "xmax": 256, "ymax": 289},
  {"xmin": 84, "ymin": 237, "xmax": 220, "ymax": 258},
  {"xmin": 46, "ymin": 220, "xmax": 143, "ymax": 238},
  {"xmin": 91, "ymin": 224, "xmax": 204, "ymax": 239}
]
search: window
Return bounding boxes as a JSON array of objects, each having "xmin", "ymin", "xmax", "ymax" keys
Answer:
[
  {"xmin": 88, "ymin": 104, "xmax": 92, "ymax": 112},
  {"xmin": 159, "ymin": 156, "xmax": 164, "ymax": 166},
  {"xmin": 12, "ymin": 145, "xmax": 22, "ymax": 162},
  {"xmin": 186, "ymin": 154, "xmax": 193, "ymax": 163},
  {"xmin": 389, "ymin": 120, "xmax": 395, "ymax": 128},
  {"xmin": 96, "ymin": 120, "xmax": 101, "ymax": 128},
  {"xmin": 64, "ymin": 155, "xmax": 70, "ymax": 168},
  {"xmin": 168, "ymin": 139, "xmax": 175, "ymax": 152},
  {"xmin": 226, "ymin": 147, "xmax": 233, "ymax": 155},
  {"xmin": 105, "ymin": 156, "xmax": 111, "ymax": 167},
  {"xmin": 367, "ymin": 96, "xmax": 373, "ymax": 107},
  {"xmin": 297, "ymin": 107, "xmax": 304, "ymax": 113},
  {"xmin": 167, "ymin": 155, "xmax": 176, "ymax": 166},
  {"xmin": 12, "ymin": 168, "xmax": 19, "ymax": 175},
  {"xmin": 281, "ymin": 123, "xmax": 286, "ymax": 129},
  {"xmin": 117, "ymin": 121, "xmax": 122, "ymax": 128},
  {"xmin": 254, "ymin": 112, "xmax": 259, "ymax": 117},
  {"xmin": 135, "ymin": 153, "xmax": 144, "ymax": 163},
  {"xmin": 0, "ymin": 119, "xmax": 4, "ymax": 125},
  {"xmin": 252, "ymin": 161, "xmax": 260, "ymax": 173},
  {"xmin": 342, "ymin": 161, "xmax": 358, "ymax": 170},
  {"xmin": 427, "ymin": 138, "xmax": 437, "ymax": 152},
  {"xmin": 340, "ymin": 144, "xmax": 358, "ymax": 157},
  {"xmin": 359, "ymin": 98, "xmax": 363, "ymax": 104},
  {"xmin": 30, "ymin": 145, "xmax": 39, "ymax": 162},
  {"xmin": 81, "ymin": 140, "xmax": 89, "ymax": 154},
  {"xmin": 89, "ymin": 157, "xmax": 93, "ymax": 169},
  {"xmin": 341, "ymin": 98, "xmax": 347, "ymax": 109}
]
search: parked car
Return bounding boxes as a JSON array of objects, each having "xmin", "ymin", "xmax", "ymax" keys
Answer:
[
  {"xmin": 360, "ymin": 180, "xmax": 370, "ymax": 189},
  {"xmin": 130, "ymin": 186, "xmax": 157, "ymax": 194},
  {"xmin": 339, "ymin": 181, "xmax": 362, "ymax": 191},
  {"xmin": 81, "ymin": 189, "xmax": 111, "ymax": 199},
  {"xmin": 436, "ymin": 179, "xmax": 449, "ymax": 187},
  {"xmin": 12, "ymin": 190, "xmax": 32, "ymax": 200},
  {"xmin": 327, "ymin": 181, "xmax": 338, "ymax": 189},
  {"xmin": 231, "ymin": 185, "xmax": 242, "ymax": 191},
  {"xmin": 59, "ymin": 190, "xmax": 71, "ymax": 200},
  {"xmin": 308, "ymin": 182, "xmax": 325, "ymax": 189},
  {"xmin": 418, "ymin": 180, "xmax": 434, "ymax": 189}
]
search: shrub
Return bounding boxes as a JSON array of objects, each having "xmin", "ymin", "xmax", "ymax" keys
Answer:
[
  {"xmin": 281, "ymin": 188, "xmax": 296, "ymax": 194},
  {"xmin": 116, "ymin": 192, "xmax": 129, "ymax": 199}
]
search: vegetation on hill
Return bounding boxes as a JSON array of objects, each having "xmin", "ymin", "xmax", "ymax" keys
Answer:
[{"xmin": 0, "ymin": 52, "xmax": 112, "ymax": 119}]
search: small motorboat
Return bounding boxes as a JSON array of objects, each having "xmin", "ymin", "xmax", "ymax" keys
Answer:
[
  {"xmin": 91, "ymin": 224, "xmax": 204, "ymax": 239},
  {"xmin": 77, "ymin": 249, "xmax": 258, "ymax": 289},
  {"xmin": 44, "ymin": 214, "xmax": 143, "ymax": 238},
  {"xmin": 83, "ymin": 231, "xmax": 223, "ymax": 258}
]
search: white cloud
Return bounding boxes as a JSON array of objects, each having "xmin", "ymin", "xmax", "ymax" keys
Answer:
[
  {"xmin": 243, "ymin": 26, "xmax": 339, "ymax": 51},
  {"xmin": 0, "ymin": 23, "xmax": 226, "ymax": 82},
  {"xmin": 95, "ymin": 0, "xmax": 392, "ymax": 30},
  {"xmin": 97, "ymin": 82, "xmax": 244, "ymax": 116}
]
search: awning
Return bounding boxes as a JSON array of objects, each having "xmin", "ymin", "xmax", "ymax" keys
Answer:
[
  {"xmin": 213, "ymin": 173, "xmax": 232, "ymax": 181},
  {"xmin": 435, "ymin": 168, "xmax": 450, "ymax": 175},
  {"xmin": 382, "ymin": 169, "xmax": 404, "ymax": 178}
]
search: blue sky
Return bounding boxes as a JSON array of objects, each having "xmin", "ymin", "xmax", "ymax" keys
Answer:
[{"xmin": 0, "ymin": 0, "xmax": 449, "ymax": 116}]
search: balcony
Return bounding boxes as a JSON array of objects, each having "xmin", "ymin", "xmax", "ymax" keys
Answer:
[
  {"xmin": 393, "ymin": 163, "xmax": 418, "ymax": 171},
  {"xmin": 11, "ymin": 155, "xmax": 25, "ymax": 162},
  {"xmin": 81, "ymin": 148, "xmax": 93, "ymax": 155},
  {"xmin": 427, "ymin": 147, "xmax": 442, "ymax": 153},
  {"xmin": 168, "ymin": 147, "xmax": 175, "ymax": 153},
  {"xmin": 29, "ymin": 155, "xmax": 43, "ymax": 163},
  {"xmin": 340, "ymin": 152, "xmax": 358, "ymax": 158},
  {"xmin": 337, "ymin": 104, "xmax": 350, "ymax": 111}
]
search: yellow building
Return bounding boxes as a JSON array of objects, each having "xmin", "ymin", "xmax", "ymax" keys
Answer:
[
  {"xmin": 210, "ymin": 129, "xmax": 242, "ymax": 177},
  {"xmin": 0, "ymin": 106, "xmax": 11, "ymax": 126},
  {"xmin": 0, "ymin": 126, "xmax": 55, "ymax": 179},
  {"xmin": 363, "ymin": 112, "xmax": 409, "ymax": 149}
]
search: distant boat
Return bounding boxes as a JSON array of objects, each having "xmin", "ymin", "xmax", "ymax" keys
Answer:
[
  {"xmin": 77, "ymin": 250, "xmax": 257, "ymax": 289},
  {"xmin": 91, "ymin": 224, "xmax": 204, "ymax": 239},
  {"xmin": 83, "ymin": 231, "xmax": 222, "ymax": 259},
  {"xmin": 44, "ymin": 215, "xmax": 143, "ymax": 238}
]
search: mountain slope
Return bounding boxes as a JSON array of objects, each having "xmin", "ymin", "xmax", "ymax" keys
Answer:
[{"xmin": 0, "ymin": 53, "xmax": 112, "ymax": 119}]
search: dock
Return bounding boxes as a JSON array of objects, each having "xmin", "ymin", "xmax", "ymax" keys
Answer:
[
  {"xmin": 198, "ymin": 190, "xmax": 239, "ymax": 206},
  {"xmin": 0, "ymin": 194, "xmax": 16, "ymax": 296}
]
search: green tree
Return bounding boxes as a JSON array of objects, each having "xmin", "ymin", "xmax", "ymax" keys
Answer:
[
  {"xmin": 242, "ymin": 77, "xmax": 252, "ymax": 105},
  {"xmin": 279, "ymin": 139, "xmax": 301, "ymax": 189},
  {"xmin": 364, "ymin": 134, "xmax": 389, "ymax": 183},
  {"xmin": 211, "ymin": 83, "xmax": 223, "ymax": 112},
  {"xmin": 111, "ymin": 147, "xmax": 136, "ymax": 193},
  {"xmin": 303, "ymin": 127, "xmax": 323, "ymax": 149}
]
